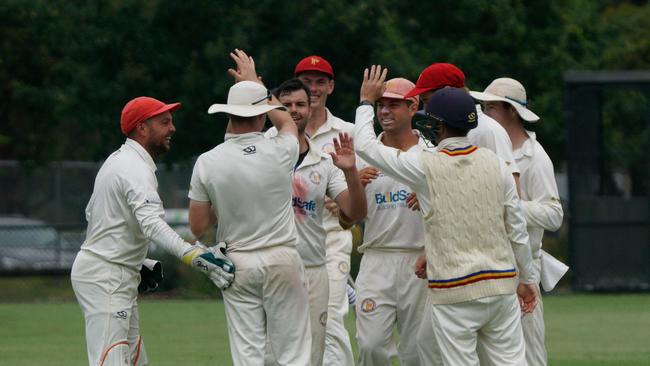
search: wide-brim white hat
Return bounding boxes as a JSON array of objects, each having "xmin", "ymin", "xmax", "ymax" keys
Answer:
[
  {"xmin": 469, "ymin": 77, "xmax": 540, "ymax": 122},
  {"xmin": 208, "ymin": 80, "xmax": 283, "ymax": 117}
]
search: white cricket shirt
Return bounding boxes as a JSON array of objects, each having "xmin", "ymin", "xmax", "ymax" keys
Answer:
[
  {"xmin": 357, "ymin": 131, "xmax": 434, "ymax": 252},
  {"xmin": 269, "ymin": 109, "xmax": 355, "ymax": 232},
  {"xmin": 292, "ymin": 138, "xmax": 348, "ymax": 267},
  {"xmin": 80, "ymin": 139, "xmax": 191, "ymax": 270},
  {"xmin": 468, "ymin": 105, "xmax": 520, "ymax": 175},
  {"xmin": 354, "ymin": 105, "xmax": 535, "ymax": 283},
  {"xmin": 514, "ymin": 130, "xmax": 563, "ymax": 260},
  {"xmin": 189, "ymin": 132, "xmax": 299, "ymax": 252}
]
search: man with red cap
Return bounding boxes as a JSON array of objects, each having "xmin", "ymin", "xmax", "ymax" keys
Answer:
[
  {"xmin": 353, "ymin": 77, "xmax": 440, "ymax": 366},
  {"xmin": 405, "ymin": 63, "xmax": 521, "ymax": 190},
  {"xmin": 292, "ymin": 55, "xmax": 357, "ymax": 366},
  {"xmin": 71, "ymin": 97, "xmax": 235, "ymax": 366}
]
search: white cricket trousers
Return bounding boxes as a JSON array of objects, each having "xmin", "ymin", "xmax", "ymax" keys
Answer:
[
  {"xmin": 355, "ymin": 250, "xmax": 432, "ymax": 366},
  {"xmin": 223, "ymin": 245, "xmax": 312, "ymax": 366},
  {"xmin": 71, "ymin": 250, "xmax": 148, "ymax": 366},
  {"xmin": 426, "ymin": 294, "xmax": 527, "ymax": 366},
  {"xmin": 322, "ymin": 229, "xmax": 354, "ymax": 366}
]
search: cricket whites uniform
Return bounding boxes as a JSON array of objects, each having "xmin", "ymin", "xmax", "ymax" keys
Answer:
[
  {"xmin": 71, "ymin": 139, "xmax": 194, "ymax": 366},
  {"xmin": 354, "ymin": 105, "xmax": 536, "ymax": 366},
  {"xmin": 355, "ymin": 132, "xmax": 439, "ymax": 366},
  {"xmin": 292, "ymin": 138, "xmax": 349, "ymax": 366},
  {"xmin": 269, "ymin": 109, "xmax": 355, "ymax": 365},
  {"xmin": 515, "ymin": 130, "xmax": 563, "ymax": 366},
  {"xmin": 189, "ymin": 132, "xmax": 311, "ymax": 366}
]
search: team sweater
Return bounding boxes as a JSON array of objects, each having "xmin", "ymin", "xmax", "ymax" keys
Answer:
[{"xmin": 420, "ymin": 146, "xmax": 518, "ymax": 304}]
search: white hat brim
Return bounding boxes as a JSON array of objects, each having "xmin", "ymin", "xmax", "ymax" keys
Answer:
[
  {"xmin": 469, "ymin": 90, "xmax": 540, "ymax": 122},
  {"xmin": 207, "ymin": 104, "xmax": 283, "ymax": 117}
]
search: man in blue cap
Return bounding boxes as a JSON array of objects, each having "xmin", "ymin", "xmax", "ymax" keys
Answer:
[{"xmin": 353, "ymin": 65, "xmax": 538, "ymax": 365}]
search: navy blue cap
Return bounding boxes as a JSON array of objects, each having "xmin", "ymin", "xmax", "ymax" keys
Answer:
[{"xmin": 425, "ymin": 87, "xmax": 478, "ymax": 130}]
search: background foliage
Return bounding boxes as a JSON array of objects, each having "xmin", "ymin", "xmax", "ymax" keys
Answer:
[{"xmin": 0, "ymin": 0, "xmax": 647, "ymax": 165}]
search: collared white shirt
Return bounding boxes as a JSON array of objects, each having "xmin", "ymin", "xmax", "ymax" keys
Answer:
[
  {"xmin": 269, "ymin": 108, "xmax": 355, "ymax": 232},
  {"xmin": 357, "ymin": 131, "xmax": 433, "ymax": 252},
  {"xmin": 81, "ymin": 139, "xmax": 189, "ymax": 270},
  {"xmin": 468, "ymin": 105, "xmax": 520, "ymax": 175},
  {"xmin": 514, "ymin": 130, "xmax": 563, "ymax": 259},
  {"xmin": 354, "ymin": 105, "xmax": 535, "ymax": 282},
  {"xmin": 189, "ymin": 132, "xmax": 299, "ymax": 252},
  {"xmin": 292, "ymin": 138, "xmax": 348, "ymax": 266}
]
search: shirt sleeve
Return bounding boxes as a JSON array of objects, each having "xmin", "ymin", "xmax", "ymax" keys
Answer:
[
  {"xmin": 354, "ymin": 105, "xmax": 427, "ymax": 192},
  {"xmin": 121, "ymin": 174, "xmax": 191, "ymax": 260},
  {"xmin": 520, "ymin": 152, "xmax": 563, "ymax": 232},
  {"xmin": 188, "ymin": 157, "xmax": 210, "ymax": 202},
  {"xmin": 272, "ymin": 133, "xmax": 299, "ymax": 172},
  {"xmin": 326, "ymin": 160, "xmax": 348, "ymax": 200},
  {"xmin": 500, "ymin": 159, "xmax": 536, "ymax": 284}
]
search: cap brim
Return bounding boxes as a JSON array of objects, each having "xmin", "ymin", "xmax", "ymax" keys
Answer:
[
  {"xmin": 151, "ymin": 102, "xmax": 181, "ymax": 117},
  {"xmin": 404, "ymin": 86, "xmax": 431, "ymax": 99},
  {"xmin": 294, "ymin": 68, "xmax": 334, "ymax": 78},
  {"xmin": 469, "ymin": 91, "xmax": 540, "ymax": 122},
  {"xmin": 207, "ymin": 104, "xmax": 283, "ymax": 117}
]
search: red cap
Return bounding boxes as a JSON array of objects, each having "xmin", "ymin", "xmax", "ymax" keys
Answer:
[
  {"xmin": 294, "ymin": 55, "xmax": 334, "ymax": 79},
  {"xmin": 120, "ymin": 97, "xmax": 181, "ymax": 135},
  {"xmin": 404, "ymin": 63, "xmax": 465, "ymax": 98}
]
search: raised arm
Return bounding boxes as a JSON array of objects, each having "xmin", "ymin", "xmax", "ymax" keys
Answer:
[
  {"xmin": 330, "ymin": 132, "xmax": 367, "ymax": 223},
  {"xmin": 227, "ymin": 48, "xmax": 297, "ymax": 138}
]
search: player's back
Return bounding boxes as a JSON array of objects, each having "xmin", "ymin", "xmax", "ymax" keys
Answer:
[{"xmin": 191, "ymin": 132, "xmax": 299, "ymax": 252}]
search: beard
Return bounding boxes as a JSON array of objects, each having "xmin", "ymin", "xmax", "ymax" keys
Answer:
[{"xmin": 147, "ymin": 135, "xmax": 171, "ymax": 158}]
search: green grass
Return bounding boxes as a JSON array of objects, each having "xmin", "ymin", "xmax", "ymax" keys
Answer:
[{"xmin": 0, "ymin": 295, "xmax": 648, "ymax": 365}]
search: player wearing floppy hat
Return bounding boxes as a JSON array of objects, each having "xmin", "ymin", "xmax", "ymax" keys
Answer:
[
  {"xmin": 353, "ymin": 77, "xmax": 440, "ymax": 366},
  {"xmin": 71, "ymin": 96, "xmax": 235, "ymax": 366},
  {"xmin": 354, "ymin": 65, "xmax": 538, "ymax": 366},
  {"xmin": 471, "ymin": 77, "xmax": 563, "ymax": 366},
  {"xmin": 188, "ymin": 49, "xmax": 312, "ymax": 366}
]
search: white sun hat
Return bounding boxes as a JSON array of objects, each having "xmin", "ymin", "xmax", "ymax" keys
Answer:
[
  {"xmin": 469, "ymin": 77, "xmax": 540, "ymax": 122},
  {"xmin": 208, "ymin": 81, "xmax": 284, "ymax": 117}
]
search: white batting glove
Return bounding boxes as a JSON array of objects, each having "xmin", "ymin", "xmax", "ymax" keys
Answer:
[
  {"xmin": 181, "ymin": 242, "xmax": 236, "ymax": 290},
  {"xmin": 346, "ymin": 283, "xmax": 357, "ymax": 306}
]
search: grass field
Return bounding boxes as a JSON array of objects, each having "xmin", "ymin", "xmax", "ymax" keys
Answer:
[{"xmin": 0, "ymin": 294, "xmax": 648, "ymax": 365}]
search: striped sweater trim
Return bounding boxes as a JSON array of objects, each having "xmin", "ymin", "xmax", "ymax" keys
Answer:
[
  {"xmin": 440, "ymin": 145, "xmax": 477, "ymax": 156},
  {"xmin": 428, "ymin": 268, "xmax": 517, "ymax": 289}
]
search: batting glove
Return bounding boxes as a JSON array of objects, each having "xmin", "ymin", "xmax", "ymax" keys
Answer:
[
  {"xmin": 182, "ymin": 242, "xmax": 236, "ymax": 290},
  {"xmin": 138, "ymin": 258, "xmax": 163, "ymax": 293},
  {"xmin": 346, "ymin": 283, "xmax": 357, "ymax": 306}
]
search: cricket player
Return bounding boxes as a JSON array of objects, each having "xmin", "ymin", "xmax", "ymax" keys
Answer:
[
  {"xmin": 404, "ymin": 63, "xmax": 520, "ymax": 185},
  {"xmin": 294, "ymin": 55, "xmax": 356, "ymax": 366},
  {"xmin": 71, "ymin": 96, "xmax": 235, "ymax": 366},
  {"xmin": 471, "ymin": 77, "xmax": 564, "ymax": 366},
  {"xmin": 266, "ymin": 78, "xmax": 367, "ymax": 365},
  {"xmin": 354, "ymin": 66, "xmax": 539, "ymax": 366},
  {"xmin": 353, "ymin": 77, "xmax": 440, "ymax": 366},
  {"xmin": 188, "ymin": 49, "xmax": 311, "ymax": 366}
]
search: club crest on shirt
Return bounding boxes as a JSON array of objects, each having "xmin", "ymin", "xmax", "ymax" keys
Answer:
[
  {"xmin": 309, "ymin": 171, "xmax": 321, "ymax": 185},
  {"xmin": 321, "ymin": 142, "xmax": 335, "ymax": 154},
  {"xmin": 115, "ymin": 310, "xmax": 128, "ymax": 320},
  {"xmin": 360, "ymin": 298, "xmax": 376, "ymax": 313},
  {"xmin": 319, "ymin": 311, "xmax": 328, "ymax": 326},
  {"xmin": 338, "ymin": 261, "xmax": 349, "ymax": 274}
]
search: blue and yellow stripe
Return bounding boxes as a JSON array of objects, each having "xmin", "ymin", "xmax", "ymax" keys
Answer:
[
  {"xmin": 440, "ymin": 145, "xmax": 477, "ymax": 156},
  {"xmin": 428, "ymin": 268, "xmax": 517, "ymax": 289}
]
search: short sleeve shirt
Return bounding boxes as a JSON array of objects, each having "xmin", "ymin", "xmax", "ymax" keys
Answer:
[{"xmin": 189, "ymin": 132, "xmax": 299, "ymax": 252}]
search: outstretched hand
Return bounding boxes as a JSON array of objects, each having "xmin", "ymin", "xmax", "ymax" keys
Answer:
[
  {"xmin": 330, "ymin": 132, "xmax": 356, "ymax": 171},
  {"xmin": 227, "ymin": 49, "xmax": 262, "ymax": 84},
  {"xmin": 360, "ymin": 65, "xmax": 388, "ymax": 103}
]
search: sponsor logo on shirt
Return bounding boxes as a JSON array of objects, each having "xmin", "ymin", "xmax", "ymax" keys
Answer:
[
  {"xmin": 293, "ymin": 196, "xmax": 317, "ymax": 219},
  {"xmin": 374, "ymin": 189, "xmax": 410, "ymax": 210},
  {"xmin": 243, "ymin": 145, "xmax": 257, "ymax": 155}
]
